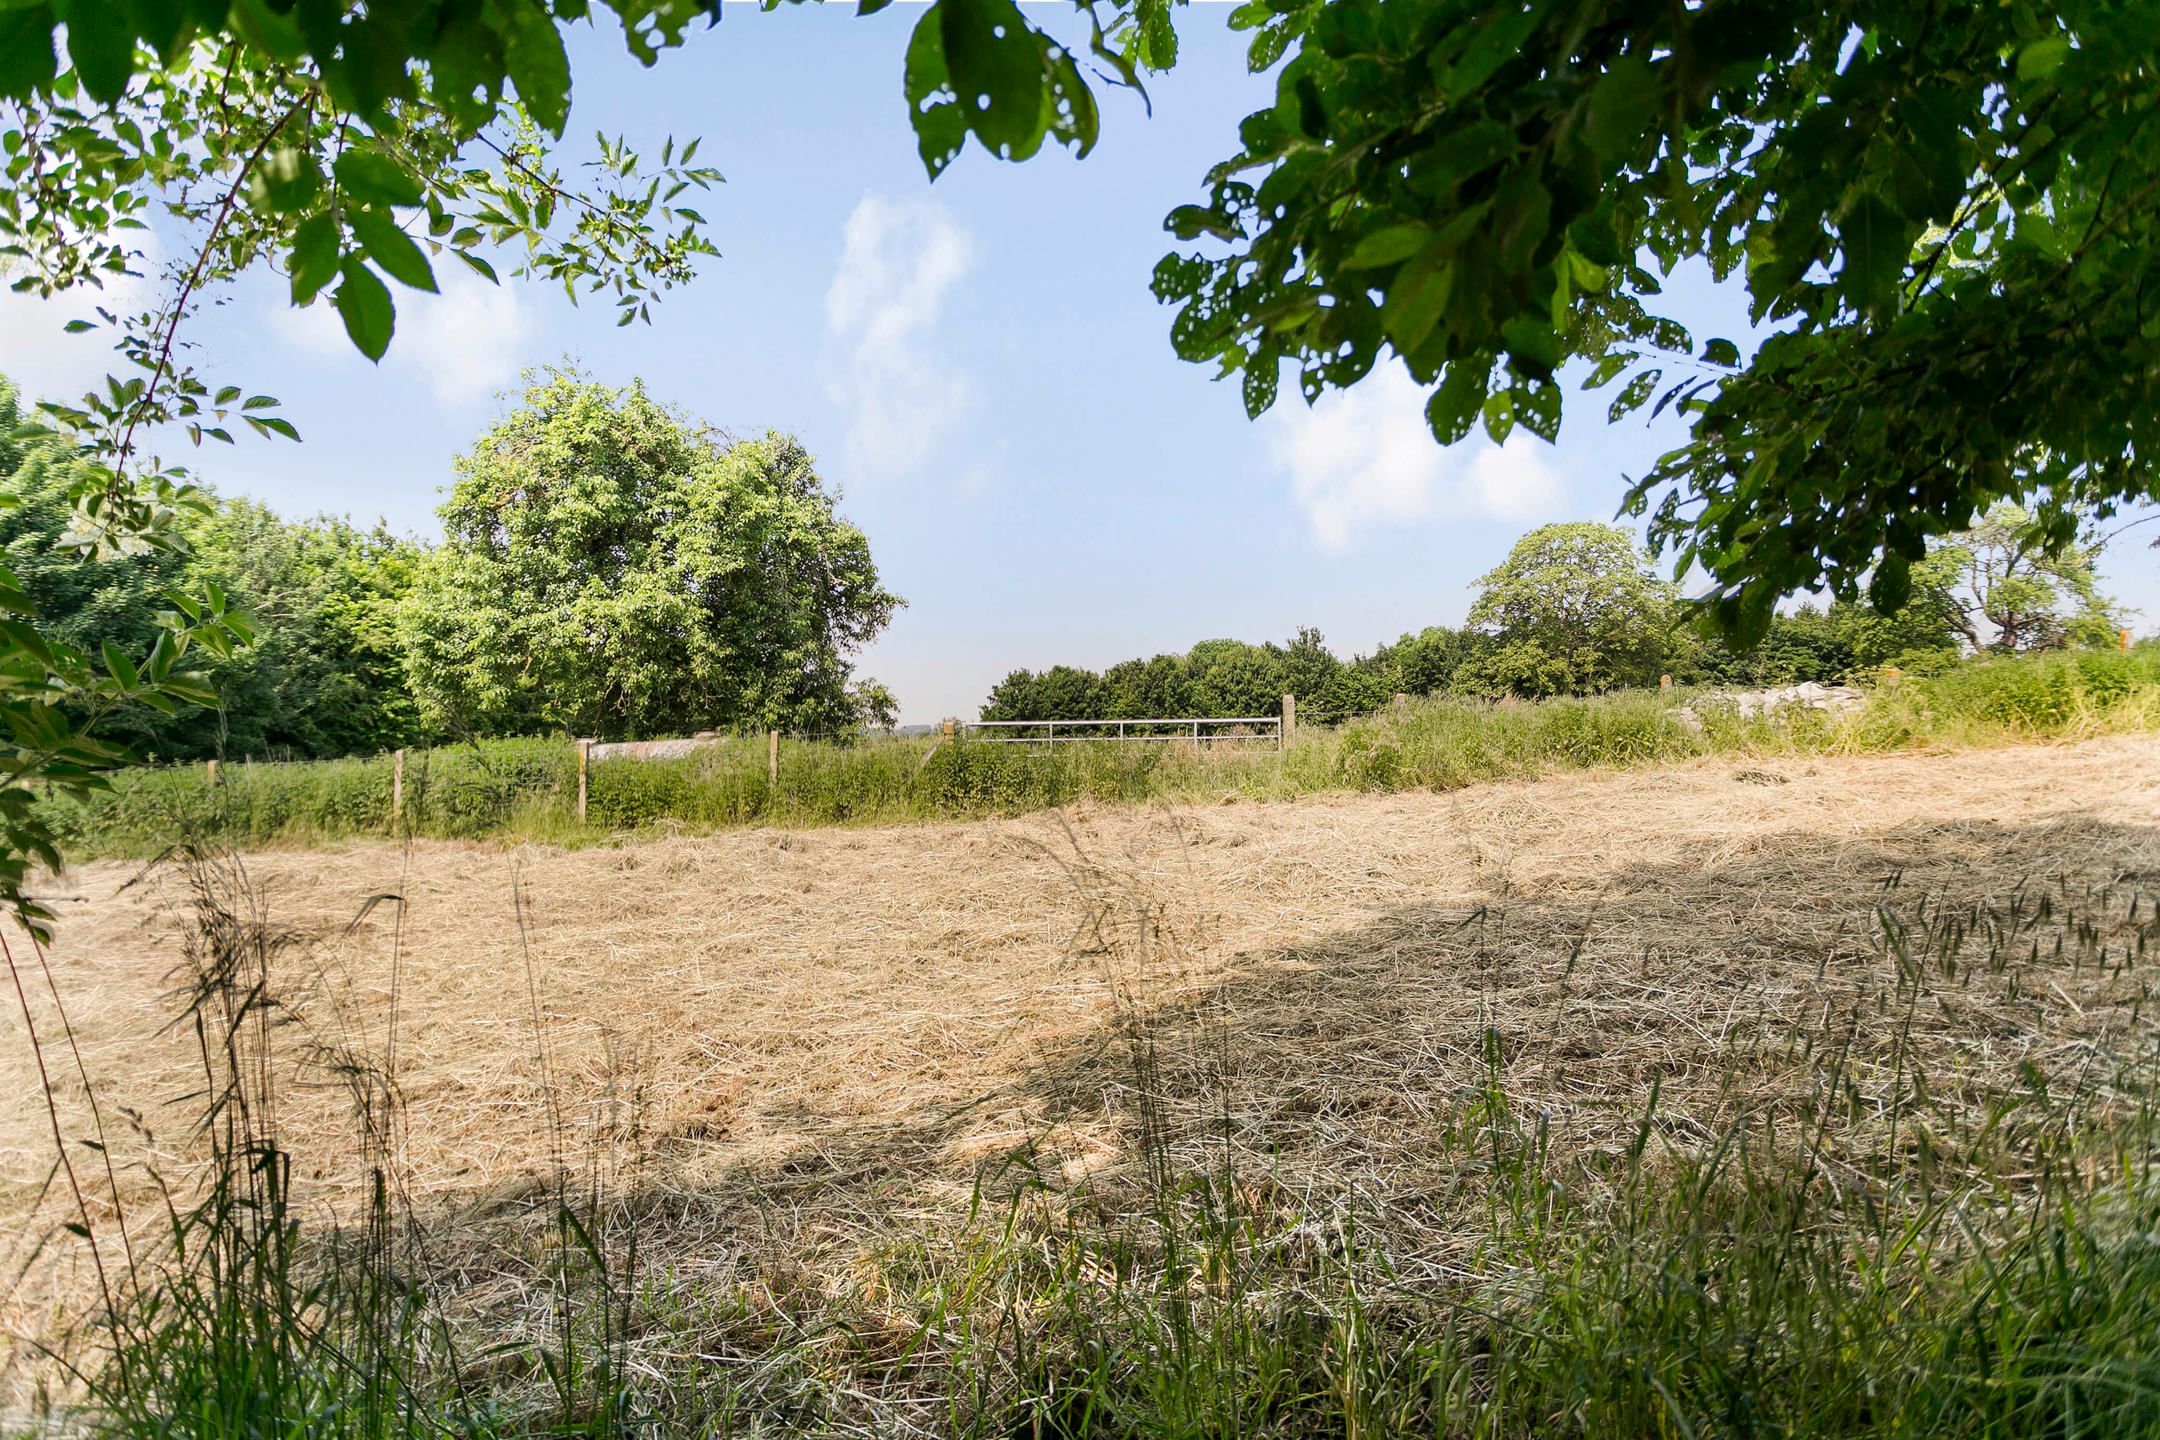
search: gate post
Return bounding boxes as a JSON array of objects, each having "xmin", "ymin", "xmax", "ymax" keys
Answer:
[
  {"xmin": 1280, "ymin": 693, "xmax": 1295, "ymax": 751},
  {"xmin": 576, "ymin": 738, "xmax": 591, "ymax": 823}
]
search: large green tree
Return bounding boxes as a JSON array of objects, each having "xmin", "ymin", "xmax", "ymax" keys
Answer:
[
  {"xmin": 1916, "ymin": 503, "xmax": 2122, "ymax": 655},
  {"xmin": 1457, "ymin": 522, "xmax": 1676, "ymax": 697},
  {"xmin": 402, "ymin": 370, "xmax": 899, "ymax": 740},
  {"xmin": 0, "ymin": 1, "xmax": 723, "ymax": 920}
]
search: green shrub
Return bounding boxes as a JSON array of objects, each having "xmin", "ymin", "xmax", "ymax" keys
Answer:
[{"xmin": 1916, "ymin": 647, "xmax": 2160, "ymax": 732}]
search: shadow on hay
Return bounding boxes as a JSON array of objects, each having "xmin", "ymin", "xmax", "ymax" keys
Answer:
[
  {"xmin": 9, "ymin": 805, "xmax": 2155, "ymax": 1433},
  {"xmin": 404, "ymin": 808, "xmax": 2160, "ymax": 1259}
]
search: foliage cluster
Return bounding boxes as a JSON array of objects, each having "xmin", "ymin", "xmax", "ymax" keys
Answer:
[
  {"xmin": 400, "ymin": 369, "xmax": 901, "ymax": 742},
  {"xmin": 0, "ymin": 371, "xmax": 900, "ymax": 764},
  {"xmin": 0, "ymin": 0, "xmax": 729, "ymax": 928},
  {"xmin": 47, "ymin": 646, "xmax": 2160, "ymax": 859},
  {"xmin": 1149, "ymin": 0, "xmax": 2160, "ymax": 636},
  {"xmin": 1, "ymin": 379, "xmax": 422, "ymax": 764}
]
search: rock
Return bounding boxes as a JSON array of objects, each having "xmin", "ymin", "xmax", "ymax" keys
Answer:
[{"xmin": 1677, "ymin": 682, "xmax": 1867, "ymax": 731}]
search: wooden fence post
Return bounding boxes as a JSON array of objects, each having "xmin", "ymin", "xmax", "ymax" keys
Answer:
[
  {"xmin": 1660, "ymin": 674, "xmax": 1672, "ymax": 691},
  {"xmin": 767, "ymin": 729, "xmax": 779, "ymax": 785},
  {"xmin": 204, "ymin": 758, "xmax": 219, "ymax": 788},
  {"xmin": 391, "ymin": 748, "xmax": 405, "ymax": 823},
  {"xmin": 576, "ymin": 738, "xmax": 591, "ymax": 824},
  {"xmin": 1280, "ymin": 693, "xmax": 1295, "ymax": 751}
]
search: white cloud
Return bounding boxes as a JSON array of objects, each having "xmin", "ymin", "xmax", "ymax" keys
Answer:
[
  {"xmin": 1265, "ymin": 361, "xmax": 1567, "ymax": 554},
  {"xmin": 269, "ymin": 264, "xmax": 533, "ymax": 412},
  {"xmin": 0, "ymin": 241, "xmax": 160, "ymax": 408},
  {"xmin": 823, "ymin": 193, "xmax": 974, "ymax": 483}
]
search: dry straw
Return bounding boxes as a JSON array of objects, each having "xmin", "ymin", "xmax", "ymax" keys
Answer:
[{"xmin": 2, "ymin": 732, "xmax": 2156, "ymax": 1391}]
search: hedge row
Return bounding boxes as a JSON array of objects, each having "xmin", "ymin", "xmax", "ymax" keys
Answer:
[{"xmin": 40, "ymin": 645, "xmax": 2160, "ymax": 858}]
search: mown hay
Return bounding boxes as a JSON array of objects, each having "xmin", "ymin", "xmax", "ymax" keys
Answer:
[{"xmin": 3, "ymin": 733, "xmax": 2156, "ymax": 1370}]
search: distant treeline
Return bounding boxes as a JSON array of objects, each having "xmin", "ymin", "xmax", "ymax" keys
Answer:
[
  {"xmin": 983, "ymin": 519, "xmax": 2122, "ymax": 722},
  {"xmin": 981, "ymin": 609, "xmax": 1937, "ymax": 723}
]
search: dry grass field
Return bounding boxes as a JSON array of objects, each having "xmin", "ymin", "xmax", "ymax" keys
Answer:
[{"xmin": 4, "ymin": 732, "xmax": 2159, "ymax": 1431}]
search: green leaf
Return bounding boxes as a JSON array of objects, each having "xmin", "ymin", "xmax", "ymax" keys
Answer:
[
  {"xmin": 938, "ymin": 0, "xmax": 1046, "ymax": 157},
  {"xmin": 1242, "ymin": 353, "xmax": 1279, "ymax": 418},
  {"xmin": 1481, "ymin": 389, "xmax": 1515, "ymax": 445},
  {"xmin": 0, "ymin": 619, "xmax": 55, "ymax": 668},
  {"xmin": 1040, "ymin": 34, "xmax": 1098, "ymax": 157},
  {"xmin": 1516, "ymin": 380, "xmax": 1560, "ymax": 441},
  {"xmin": 903, "ymin": 6, "xmax": 968, "ymax": 178},
  {"xmin": 60, "ymin": 0, "xmax": 135, "ymax": 103},
  {"xmin": 1493, "ymin": 176, "xmax": 1552, "ymax": 270},
  {"xmin": 288, "ymin": 212, "xmax": 341, "ymax": 305},
  {"xmin": 1702, "ymin": 338, "xmax": 1740, "ymax": 367},
  {"xmin": 100, "ymin": 641, "xmax": 137, "ymax": 689},
  {"xmin": 1166, "ymin": 204, "xmax": 1239, "ymax": 243},
  {"xmin": 227, "ymin": 0, "xmax": 305, "ymax": 63},
  {"xmin": 1607, "ymin": 368, "xmax": 1660, "ymax": 422},
  {"xmin": 1838, "ymin": 191, "xmax": 1910, "ymax": 311},
  {"xmin": 333, "ymin": 256, "xmax": 395, "ymax": 361},
  {"xmin": 0, "ymin": 5, "xmax": 58, "ymax": 100},
  {"xmin": 1501, "ymin": 315, "xmax": 1561, "ymax": 380},
  {"xmin": 498, "ymin": 0, "xmax": 573, "ymax": 137},
  {"xmin": 1585, "ymin": 54, "xmax": 1662, "ymax": 161},
  {"xmin": 1380, "ymin": 247, "xmax": 1452, "ymax": 358},
  {"xmin": 334, "ymin": 147, "xmax": 424, "ymax": 209},
  {"xmin": 1442, "ymin": 6, "xmax": 1539, "ymax": 95},
  {"xmin": 349, "ymin": 208, "xmax": 438, "ymax": 292},
  {"xmin": 1426, "ymin": 357, "xmax": 1490, "ymax": 444},
  {"xmin": 251, "ymin": 147, "xmax": 323, "ymax": 214},
  {"xmin": 858, "ymin": 0, "xmax": 894, "ymax": 13},
  {"xmin": 2016, "ymin": 35, "xmax": 2071, "ymax": 82},
  {"xmin": 162, "ymin": 674, "xmax": 219, "ymax": 706},
  {"xmin": 1582, "ymin": 350, "xmax": 1632, "ymax": 389},
  {"xmin": 1344, "ymin": 225, "xmax": 1432, "ymax": 270}
]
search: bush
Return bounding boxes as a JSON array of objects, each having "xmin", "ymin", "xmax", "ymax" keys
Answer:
[{"xmin": 1914, "ymin": 646, "xmax": 2160, "ymax": 732}]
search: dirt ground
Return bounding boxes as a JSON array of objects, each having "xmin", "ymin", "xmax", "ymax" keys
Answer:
[{"xmin": 4, "ymin": 734, "xmax": 2158, "ymax": 1335}]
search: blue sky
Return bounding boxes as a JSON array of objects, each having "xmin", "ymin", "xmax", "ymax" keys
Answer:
[{"xmin": 2, "ymin": 5, "xmax": 2153, "ymax": 723}]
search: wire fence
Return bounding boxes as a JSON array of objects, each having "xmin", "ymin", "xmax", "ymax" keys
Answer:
[{"xmin": 961, "ymin": 715, "xmax": 1286, "ymax": 749}]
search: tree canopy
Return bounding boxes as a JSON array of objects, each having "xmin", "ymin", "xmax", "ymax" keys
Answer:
[
  {"xmin": 1149, "ymin": 1, "xmax": 2160, "ymax": 637},
  {"xmin": 402, "ymin": 371, "xmax": 900, "ymax": 741},
  {"xmin": 1456, "ymin": 523, "xmax": 1675, "ymax": 697},
  {"xmin": 14, "ymin": 2, "xmax": 2156, "ymax": 633},
  {"xmin": 1915, "ymin": 503, "xmax": 2122, "ymax": 655},
  {"xmin": 0, "ymin": 376, "xmax": 425, "ymax": 761}
]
